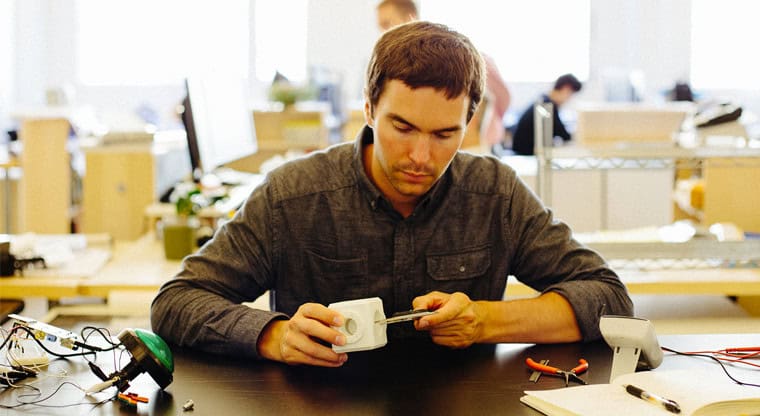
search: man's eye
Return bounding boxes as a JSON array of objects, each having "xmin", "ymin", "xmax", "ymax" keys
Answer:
[
  {"xmin": 394, "ymin": 124, "xmax": 412, "ymax": 133},
  {"xmin": 435, "ymin": 133, "xmax": 453, "ymax": 139}
]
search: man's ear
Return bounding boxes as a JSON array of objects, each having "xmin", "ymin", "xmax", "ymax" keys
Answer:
[{"xmin": 364, "ymin": 101, "xmax": 374, "ymax": 128}]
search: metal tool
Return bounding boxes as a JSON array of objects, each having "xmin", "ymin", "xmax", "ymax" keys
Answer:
[
  {"xmin": 528, "ymin": 359, "xmax": 549, "ymax": 382},
  {"xmin": 375, "ymin": 309, "xmax": 436, "ymax": 325},
  {"xmin": 525, "ymin": 357, "xmax": 588, "ymax": 386}
]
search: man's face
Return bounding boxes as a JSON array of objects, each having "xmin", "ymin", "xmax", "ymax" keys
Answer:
[
  {"xmin": 377, "ymin": 5, "xmax": 413, "ymax": 32},
  {"xmin": 364, "ymin": 80, "xmax": 469, "ymax": 210},
  {"xmin": 554, "ymin": 86, "xmax": 577, "ymax": 106}
]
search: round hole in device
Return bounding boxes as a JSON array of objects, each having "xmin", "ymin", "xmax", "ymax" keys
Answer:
[{"xmin": 345, "ymin": 318, "xmax": 358, "ymax": 335}]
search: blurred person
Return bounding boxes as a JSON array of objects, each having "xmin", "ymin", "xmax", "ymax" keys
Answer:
[{"xmin": 511, "ymin": 73, "xmax": 582, "ymax": 155}]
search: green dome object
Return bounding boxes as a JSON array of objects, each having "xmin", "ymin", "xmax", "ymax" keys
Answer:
[
  {"xmin": 135, "ymin": 328, "xmax": 175, "ymax": 373},
  {"xmin": 115, "ymin": 328, "xmax": 174, "ymax": 390}
]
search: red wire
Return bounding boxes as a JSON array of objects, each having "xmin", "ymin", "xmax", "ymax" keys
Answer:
[{"xmin": 664, "ymin": 346, "xmax": 760, "ymax": 368}]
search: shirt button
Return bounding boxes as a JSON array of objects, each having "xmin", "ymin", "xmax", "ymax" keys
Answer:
[
  {"xmin": 370, "ymin": 201, "xmax": 377, "ymax": 209},
  {"xmin": 459, "ymin": 266, "xmax": 466, "ymax": 272}
]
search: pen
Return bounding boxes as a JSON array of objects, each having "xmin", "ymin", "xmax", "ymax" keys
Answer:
[{"xmin": 624, "ymin": 384, "xmax": 681, "ymax": 414}]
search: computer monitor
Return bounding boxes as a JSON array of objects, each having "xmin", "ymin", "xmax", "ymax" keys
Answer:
[{"xmin": 180, "ymin": 77, "xmax": 257, "ymax": 179}]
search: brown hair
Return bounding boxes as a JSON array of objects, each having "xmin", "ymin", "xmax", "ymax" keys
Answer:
[
  {"xmin": 365, "ymin": 21, "xmax": 486, "ymax": 123},
  {"xmin": 376, "ymin": 0, "xmax": 418, "ymax": 19}
]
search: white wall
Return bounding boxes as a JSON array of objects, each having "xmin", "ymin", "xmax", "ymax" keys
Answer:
[
  {"xmin": 413, "ymin": 0, "xmax": 695, "ymax": 121},
  {"xmin": 5, "ymin": 0, "xmax": 378, "ymax": 131},
  {"xmin": 510, "ymin": 0, "xmax": 693, "ymax": 116},
  {"xmin": 13, "ymin": 0, "xmax": 48, "ymax": 109},
  {"xmin": 588, "ymin": 0, "xmax": 692, "ymax": 100},
  {"xmin": 2, "ymin": 0, "xmax": 759, "ymax": 136},
  {"xmin": 306, "ymin": 0, "xmax": 378, "ymax": 104},
  {"xmin": 0, "ymin": 0, "xmax": 15, "ymax": 132}
]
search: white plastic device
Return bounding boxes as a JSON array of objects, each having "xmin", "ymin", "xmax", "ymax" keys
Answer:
[
  {"xmin": 328, "ymin": 297, "xmax": 388, "ymax": 353},
  {"xmin": 8, "ymin": 314, "xmax": 81, "ymax": 350},
  {"xmin": 599, "ymin": 315, "xmax": 663, "ymax": 382}
]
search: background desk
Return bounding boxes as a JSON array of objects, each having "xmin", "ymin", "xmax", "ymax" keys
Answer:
[
  {"xmin": 0, "ymin": 233, "xmax": 179, "ymax": 300},
  {"xmin": 4, "ymin": 234, "xmax": 760, "ymax": 315},
  {"xmin": 1, "ymin": 320, "xmax": 757, "ymax": 416}
]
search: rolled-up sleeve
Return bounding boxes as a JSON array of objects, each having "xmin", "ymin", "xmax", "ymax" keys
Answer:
[
  {"xmin": 151, "ymin": 178, "xmax": 288, "ymax": 358},
  {"xmin": 505, "ymin": 178, "xmax": 633, "ymax": 342}
]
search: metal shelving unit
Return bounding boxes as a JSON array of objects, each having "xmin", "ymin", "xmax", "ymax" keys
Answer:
[
  {"xmin": 533, "ymin": 102, "xmax": 760, "ymax": 206},
  {"xmin": 529, "ymin": 103, "xmax": 760, "ymax": 292}
]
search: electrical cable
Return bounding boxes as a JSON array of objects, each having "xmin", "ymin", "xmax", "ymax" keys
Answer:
[
  {"xmin": 676, "ymin": 346, "xmax": 760, "ymax": 367},
  {"xmin": 0, "ymin": 323, "xmax": 126, "ymax": 410},
  {"xmin": 0, "ymin": 384, "xmax": 40, "ymax": 409},
  {"xmin": 79, "ymin": 326, "xmax": 123, "ymax": 376},
  {"xmin": 13, "ymin": 381, "xmax": 112, "ymax": 409},
  {"xmin": 662, "ymin": 346, "xmax": 760, "ymax": 388},
  {"xmin": 80, "ymin": 326, "xmax": 120, "ymax": 348},
  {"xmin": 0, "ymin": 327, "xmax": 18, "ymax": 352},
  {"xmin": 7, "ymin": 325, "xmax": 121, "ymax": 360}
]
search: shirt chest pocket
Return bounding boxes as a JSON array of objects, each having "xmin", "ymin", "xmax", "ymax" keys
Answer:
[
  {"xmin": 306, "ymin": 249, "xmax": 368, "ymax": 303},
  {"xmin": 426, "ymin": 246, "xmax": 492, "ymax": 295}
]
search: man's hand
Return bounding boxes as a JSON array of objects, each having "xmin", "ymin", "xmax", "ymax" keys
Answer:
[
  {"xmin": 412, "ymin": 291, "xmax": 488, "ymax": 349},
  {"xmin": 413, "ymin": 291, "xmax": 582, "ymax": 345},
  {"xmin": 257, "ymin": 303, "xmax": 349, "ymax": 367}
]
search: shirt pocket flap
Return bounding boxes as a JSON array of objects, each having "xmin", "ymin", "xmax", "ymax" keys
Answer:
[
  {"xmin": 307, "ymin": 250, "xmax": 367, "ymax": 277},
  {"xmin": 427, "ymin": 247, "xmax": 491, "ymax": 281}
]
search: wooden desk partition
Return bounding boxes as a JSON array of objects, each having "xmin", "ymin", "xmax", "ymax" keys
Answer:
[
  {"xmin": 81, "ymin": 144, "xmax": 157, "ymax": 241},
  {"xmin": 703, "ymin": 157, "xmax": 760, "ymax": 233},
  {"xmin": 18, "ymin": 118, "xmax": 71, "ymax": 233},
  {"xmin": 253, "ymin": 109, "xmax": 328, "ymax": 150}
]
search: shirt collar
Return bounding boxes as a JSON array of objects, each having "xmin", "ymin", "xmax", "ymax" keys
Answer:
[
  {"xmin": 352, "ymin": 125, "xmax": 452, "ymax": 219},
  {"xmin": 352, "ymin": 126, "xmax": 384, "ymax": 211}
]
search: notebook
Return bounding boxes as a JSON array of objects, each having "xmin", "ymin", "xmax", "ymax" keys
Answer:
[{"xmin": 521, "ymin": 369, "xmax": 760, "ymax": 416}]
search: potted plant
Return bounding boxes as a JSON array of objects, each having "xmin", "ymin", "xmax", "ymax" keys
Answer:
[
  {"xmin": 163, "ymin": 183, "xmax": 204, "ymax": 260},
  {"xmin": 268, "ymin": 80, "xmax": 316, "ymax": 110}
]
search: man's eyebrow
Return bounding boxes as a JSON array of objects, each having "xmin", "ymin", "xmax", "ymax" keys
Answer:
[
  {"xmin": 387, "ymin": 113, "xmax": 461, "ymax": 133},
  {"xmin": 387, "ymin": 113, "xmax": 416, "ymax": 128}
]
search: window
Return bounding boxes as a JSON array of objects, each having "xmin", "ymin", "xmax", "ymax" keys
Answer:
[
  {"xmin": 691, "ymin": 0, "xmax": 760, "ymax": 90},
  {"xmin": 421, "ymin": 0, "xmax": 590, "ymax": 83},
  {"xmin": 253, "ymin": 0, "xmax": 309, "ymax": 83},
  {"xmin": 76, "ymin": 0, "xmax": 249, "ymax": 85}
]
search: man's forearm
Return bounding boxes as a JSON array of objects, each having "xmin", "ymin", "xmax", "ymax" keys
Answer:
[
  {"xmin": 476, "ymin": 292, "xmax": 582, "ymax": 344},
  {"xmin": 151, "ymin": 282, "xmax": 286, "ymax": 358}
]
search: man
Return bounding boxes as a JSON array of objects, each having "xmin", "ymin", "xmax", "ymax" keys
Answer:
[
  {"xmin": 151, "ymin": 22, "xmax": 632, "ymax": 367},
  {"xmin": 376, "ymin": 0, "xmax": 418, "ymax": 32},
  {"xmin": 376, "ymin": 0, "xmax": 511, "ymax": 148},
  {"xmin": 511, "ymin": 73, "xmax": 582, "ymax": 156}
]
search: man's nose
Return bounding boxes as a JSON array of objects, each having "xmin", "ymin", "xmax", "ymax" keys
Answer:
[{"xmin": 408, "ymin": 134, "xmax": 432, "ymax": 166}]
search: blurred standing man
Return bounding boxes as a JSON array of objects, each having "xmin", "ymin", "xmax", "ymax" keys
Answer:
[{"xmin": 376, "ymin": 0, "xmax": 511, "ymax": 148}]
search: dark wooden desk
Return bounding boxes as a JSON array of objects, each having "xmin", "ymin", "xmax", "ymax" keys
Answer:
[
  {"xmin": 149, "ymin": 340, "xmax": 612, "ymax": 416},
  {"xmin": 1, "ymin": 317, "xmax": 758, "ymax": 416}
]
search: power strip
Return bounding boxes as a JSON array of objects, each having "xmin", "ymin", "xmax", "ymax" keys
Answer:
[
  {"xmin": 8, "ymin": 314, "xmax": 81, "ymax": 350},
  {"xmin": 7, "ymin": 338, "xmax": 49, "ymax": 369}
]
